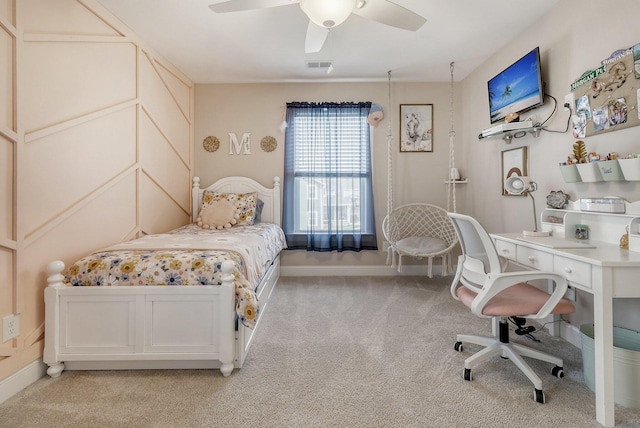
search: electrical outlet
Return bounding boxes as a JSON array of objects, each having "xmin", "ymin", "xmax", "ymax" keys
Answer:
[
  {"xmin": 382, "ymin": 241, "xmax": 390, "ymax": 252},
  {"xmin": 564, "ymin": 93, "xmax": 575, "ymax": 111},
  {"xmin": 565, "ymin": 286, "xmax": 576, "ymax": 302},
  {"xmin": 2, "ymin": 314, "xmax": 20, "ymax": 342}
]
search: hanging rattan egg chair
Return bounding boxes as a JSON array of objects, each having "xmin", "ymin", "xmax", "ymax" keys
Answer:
[
  {"xmin": 381, "ymin": 67, "xmax": 459, "ymax": 278},
  {"xmin": 382, "ymin": 203, "xmax": 458, "ymax": 277}
]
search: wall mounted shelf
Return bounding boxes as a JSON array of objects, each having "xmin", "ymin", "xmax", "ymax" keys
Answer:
[
  {"xmin": 478, "ymin": 125, "xmax": 545, "ymax": 143},
  {"xmin": 560, "ymin": 158, "xmax": 640, "ymax": 183}
]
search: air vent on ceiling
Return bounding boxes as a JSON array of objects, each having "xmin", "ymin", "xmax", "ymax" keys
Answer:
[{"xmin": 305, "ymin": 60, "xmax": 333, "ymax": 69}]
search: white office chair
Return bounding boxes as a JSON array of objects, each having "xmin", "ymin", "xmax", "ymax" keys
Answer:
[{"xmin": 447, "ymin": 212, "xmax": 575, "ymax": 403}]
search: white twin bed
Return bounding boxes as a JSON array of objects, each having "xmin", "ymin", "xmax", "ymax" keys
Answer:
[{"xmin": 44, "ymin": 176, "xmax": 285, "ymax": 377}]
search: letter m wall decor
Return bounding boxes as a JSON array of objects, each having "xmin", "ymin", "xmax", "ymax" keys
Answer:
[{"xmin": 228, "ymin": 133, "xmax": 252, "ymax": 155}]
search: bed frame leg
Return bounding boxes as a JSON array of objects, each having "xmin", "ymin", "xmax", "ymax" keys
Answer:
[
  {"xmin": 219, "ymin": 260, "xmax": 236, "ymax": 377},
  {"xmin": 44, "ymin": 261, "xmax": 67, "ymax": 378},
  {"xmin": 46, "ymin": 362, "xmax": 65, "ymax": 378},
  {"xmin": 220, "ymin": 363, "xmax": 233, "ymax": 377}
]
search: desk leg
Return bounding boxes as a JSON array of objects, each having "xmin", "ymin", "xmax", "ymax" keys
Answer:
[{"xmin": 593, "ymin": 267, "xmax": 615, "ymax": 427}]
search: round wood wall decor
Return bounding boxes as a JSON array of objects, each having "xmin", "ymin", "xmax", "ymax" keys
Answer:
[
  {"xmin": 260, "ymin": 136, "xmax": 277, "ymax": 152},
  {"xmin": 203, "ymin": 136, "xmax": 220, "ymax": 152}
]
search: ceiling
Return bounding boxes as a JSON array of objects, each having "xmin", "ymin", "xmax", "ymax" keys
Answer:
[{"xmin": 96, "ymin": 0, "xmax": 560, "ymax": 84}]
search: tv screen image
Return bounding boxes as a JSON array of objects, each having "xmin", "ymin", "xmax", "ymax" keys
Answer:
[{"xmin": 488, "ymin": 47, "xmax": 544, "ymax": 123}]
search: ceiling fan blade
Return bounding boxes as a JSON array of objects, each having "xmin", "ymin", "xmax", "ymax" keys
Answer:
[
  {"xmin": 352, "ymin": 0, "xmax": 426, "ymax": 31},
  {"xmin": 209, "ymin": 0, "xmax": 295, "ymax": 13},
  {"xmin": 305, "ymin": 21, "xmax": 329, "ymax": 53}
]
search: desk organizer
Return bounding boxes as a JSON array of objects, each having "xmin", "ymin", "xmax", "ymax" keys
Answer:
[
  {"xmin": 619, "ymin": 158, "xmax": 640, "ymax": 181},
  {"xmin": 576, "ymin": 162, "xmax": 603, "ymax": 182},
  {"xmin": 580, "ymin": 198, "xmax": 626, "ymax": 213},
  {"xmin": 598, "ymin": 159, "xmax": 624, "ymax": 181},
  {"xmin": 541, "ymin": 199, "xmax": 640, "ymax": 244},
  {"xmin": 559, "ymin": 164, "xmax": 581, "ymax": 183}
]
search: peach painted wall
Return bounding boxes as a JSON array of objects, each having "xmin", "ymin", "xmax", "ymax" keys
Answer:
[{"xmin": 0, "ymin": 0, "xmax": 193, "ymax": 381}]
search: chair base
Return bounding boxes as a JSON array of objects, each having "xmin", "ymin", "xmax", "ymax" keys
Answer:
[
  {"xmin": 387, "ymin": 247, "xmax": 453, "ymax": 278},
  {"xmin": 454, "ymin": 319, "xmax": 564, "ymax": 400}
]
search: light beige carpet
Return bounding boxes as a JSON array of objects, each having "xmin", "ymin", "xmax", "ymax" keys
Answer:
[{"xmin": 1, "ymin": 275, "xmax": 640, "ymax": 427}]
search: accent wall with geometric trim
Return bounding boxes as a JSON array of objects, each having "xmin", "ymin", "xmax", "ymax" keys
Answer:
[{"xmin": 0, "ymin": 0, "xmax": 194, "ymax": 383}]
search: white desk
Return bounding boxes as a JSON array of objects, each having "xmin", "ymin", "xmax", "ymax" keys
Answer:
[{"xmin": 491, "ymin": 232, "xmax": 640, "ymax": 427}]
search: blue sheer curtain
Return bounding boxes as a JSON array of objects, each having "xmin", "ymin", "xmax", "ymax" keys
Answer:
[{"xmin": 282, "ymin": 102, "xmax": 378, "ymax": 252}]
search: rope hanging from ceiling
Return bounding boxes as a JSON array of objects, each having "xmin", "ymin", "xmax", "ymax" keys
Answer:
[
  {"xmin": 447, "ymin": 62, "xmax": 457, "ymax": 213},
  {"xmin": 386, "ymin": 70, "xmax": 394, "ymax": 220}
]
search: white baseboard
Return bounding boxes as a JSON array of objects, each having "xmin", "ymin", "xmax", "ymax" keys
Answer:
[
  {"xmin": 0, "ymin": 359, "xmax": 47, "ymax": 405},
  {"xmin": 281, "ymin": 264, "xmax": 447, "ymax": 277}
]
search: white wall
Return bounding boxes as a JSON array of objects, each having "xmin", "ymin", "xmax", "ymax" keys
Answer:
[
  {"xmin": 194, "ymin": 82, "xmax": 465, "ymax": 270},
  {"xmin": 459, "ymin": 0, "xmax": 640, "ymax": 330}
]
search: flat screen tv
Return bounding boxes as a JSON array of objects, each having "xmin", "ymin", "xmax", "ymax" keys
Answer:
[{"xmin": 487, "ymin": 47, "xmax": 544, "ymax": 124}]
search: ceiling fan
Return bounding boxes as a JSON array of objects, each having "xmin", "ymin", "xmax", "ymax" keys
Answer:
[{"xmin": 208, "ymin": 0, "xmax": 426, "ymax": 54}]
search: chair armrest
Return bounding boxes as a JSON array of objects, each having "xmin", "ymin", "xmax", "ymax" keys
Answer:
[
  {"xmin": 450, "ymin": 255, "xmax": 465, "ymax": 301},
  {"xmin": 470, "ymin": 271, "xmax": 568, "ymax": 319}
]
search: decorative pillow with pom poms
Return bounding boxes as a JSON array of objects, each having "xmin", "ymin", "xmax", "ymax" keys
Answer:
[
  {"xmin": 200, "ymin": 191, "xmax": 258, "ymax": 226},
  {"xmin": 197, "ymin": 200, "xmax": 239, "ymax": 230}
]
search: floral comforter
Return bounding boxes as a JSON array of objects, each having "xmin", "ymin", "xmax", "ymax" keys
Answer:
[{"xmin": 64, "ymin": 223, "xmax": 287, "ymax": 328}]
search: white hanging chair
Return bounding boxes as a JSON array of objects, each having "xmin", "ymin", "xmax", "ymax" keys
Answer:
[
  {"xmin": 380, "ymin": 67, "xmax": 458, "ymax": 278},
  {"xmin": 382, "ymin": 203, "xmax": 458, "ymax": 278}
]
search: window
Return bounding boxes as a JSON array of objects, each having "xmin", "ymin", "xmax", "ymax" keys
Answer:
[{"xmin": 282, "ymin": 102, "xmax": 377, "ymax": 252}]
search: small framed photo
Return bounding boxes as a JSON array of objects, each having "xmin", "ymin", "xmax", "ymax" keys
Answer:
[
  {"xmin": 399, "ymin": 104, "xmax": 433, "ymax": 152},
  {"xmin": 501, "ymin": 146, "xmax": 527, "ymax": 196}
]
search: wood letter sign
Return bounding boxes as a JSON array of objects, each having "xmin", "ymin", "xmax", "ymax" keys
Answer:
[{"xmin": 228, "ymin": 133, "xmax": 251, "ymax": 155}]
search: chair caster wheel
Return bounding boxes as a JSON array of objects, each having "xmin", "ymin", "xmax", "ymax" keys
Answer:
[
  {"xmin": 534, "ymin": 388, "xmax": 546, "ymax": 404},
  {"xmin": 454, "ymin": 341, "xmax": 463, "ymax": 352},
  {"xmin": 463, "ymin": 368, "xmax": 472, "ymax": 381},
  {"xmin": 551, "ymin": 366, "xmax": 564, "ymax": 378}
]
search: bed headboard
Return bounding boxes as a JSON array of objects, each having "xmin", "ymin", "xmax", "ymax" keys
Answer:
[{"xmin": 192, "ymin": 176, "xmax": 281, "ymax": 225}]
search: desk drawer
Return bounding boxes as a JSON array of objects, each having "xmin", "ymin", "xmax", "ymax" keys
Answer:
[
  {"xmin": 494, "ymin": 239, "xmax": 516, "ymax": 261},
  {"xmin": 517, "ymin": 246, "xmax": 553, "ymax": 271},
  {"xmin": 553, "ymin": 255, "xmax": 592, "ymax": 289}
]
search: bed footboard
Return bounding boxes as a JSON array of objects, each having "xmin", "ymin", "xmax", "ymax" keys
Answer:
[{"xmin": 43, "ymin": 260, "xmax": 237, "ymax": 377}]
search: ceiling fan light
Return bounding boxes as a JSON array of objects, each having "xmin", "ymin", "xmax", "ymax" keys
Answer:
[{"xmin": 300, "ymin": 0, "xmax": 355, "ymax": 28}]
